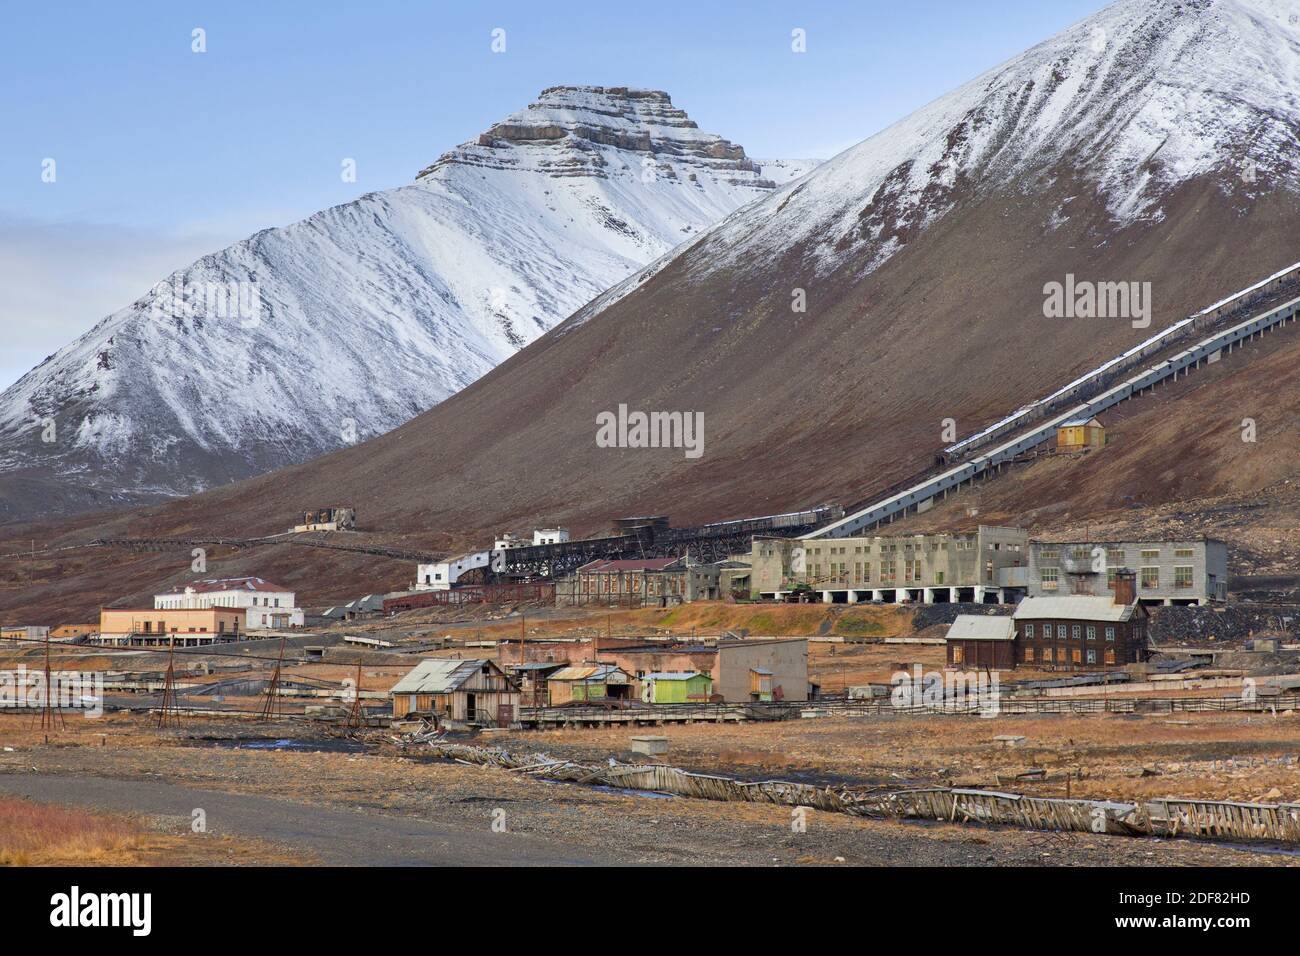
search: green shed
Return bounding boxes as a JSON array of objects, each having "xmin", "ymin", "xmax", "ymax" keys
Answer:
[{"xmin": 640, "ymin": 671, "xmax": 713, "ymax": 704}]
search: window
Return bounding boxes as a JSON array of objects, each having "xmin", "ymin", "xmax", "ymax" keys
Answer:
[
  {"xmin": 1024, "ymin": 624, "xmax": 1035, "ymax": 639},
  {"xmin": 1174, "ymin": 566, "xmax": 1194, "ymax": 589},
  {"xmin": 1071, "ymin": 625, "xmax": 1081, "ymax": 640},
  {"xmin": 1071, "ymin": 648, "xmax": 1082, "ymax": 663},
  {"xmin": 1104, "ymin": 649, "xmax": 1116, "ymax": 664},
  {"xmin": 1141, "ymin": 549, "xmax": 1160, "ymax": 562},
  {"xmin": 1107, "ymin": 549, "xmax": 1125, "ymax": 568},
  {"xmin": 1086, "ymin": 625, "xmax": 1096, "ymax": 641},
  {"xmin": 1040, "ymin": 567, "xmax": 1059, "ymax": 590},
  {"xmin": 1040, "ymin": 547, "xmax": 1059, "ymax": 562},
  {"xmin": 1105, "ymin": 627, "xmax": 1116, "ymax": 641},
  {"xmin": 1140, "ymin": 567, "xmax": 1159, "ymax": 589},
  {"xmin": 1175, "ymin": 548, "xmax": 1194, "ymax": 558},
  {"xmin": 1086, "ymin": 649, "xmax": 1097, "ymax": 664},
  {"xmin": 1054, "ymin": 624, "xmax": 1065, "ymax": 639},
  {"xmin": 1021, "ymin": 646, "xmax": 1031, "ymax": 663}
]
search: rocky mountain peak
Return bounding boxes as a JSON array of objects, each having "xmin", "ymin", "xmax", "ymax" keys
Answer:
[{"xmin": 416, "ymin": 85, "xmax": 778, "ymax": 185}]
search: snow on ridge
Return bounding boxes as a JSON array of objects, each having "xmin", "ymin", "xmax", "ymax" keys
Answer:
[
  {"xmin": 0, "ymin": 87, "xmax": 822, "ymax": 503},
  {"xmin": 693, "ymin": 0, "xmax": 1300, "ymax": 280}
]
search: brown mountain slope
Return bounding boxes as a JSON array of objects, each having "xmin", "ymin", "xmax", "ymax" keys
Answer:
[{"xmin": 2, "ymin": 0, "xmax": 1299, "ymax": 622}]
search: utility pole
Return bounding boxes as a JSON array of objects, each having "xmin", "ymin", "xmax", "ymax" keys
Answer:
[
  {"xmin": 260, "ymin": 635, "xmax": 287, "ymax": 721},
  {"xmin": 158, "ymin": 635, "xmax": 181, "ymax": 729},
  {"xmin": 38, "ymin": 630, "xmax": 65, "ymax": 736},
  {"xmin": 346, "ymin": 655, "xmax": 364, "ymax": 730}
]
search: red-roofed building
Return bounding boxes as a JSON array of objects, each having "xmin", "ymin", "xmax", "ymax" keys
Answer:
[{"xmin": 153, "ymin": 576, "xmax": 303, "ymax": 631}]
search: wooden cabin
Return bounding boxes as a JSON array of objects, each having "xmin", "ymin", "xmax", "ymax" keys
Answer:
[
  {"xmin": 546, "ymin": 664, "xmax": 634, "ymax": 706},
  {"xmin": 1055, "ymin": 416, "xmax": 1106, "ymax": 452},
  {"xmin": 390, "ymin": 658, "xmax": 520, "ymax": 726},
  {"xmin": 944, "ymin": 615, "xmax": 1016, "ymax": 669}
]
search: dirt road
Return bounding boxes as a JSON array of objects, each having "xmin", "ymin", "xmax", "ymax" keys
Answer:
[{"xmin": 0, "ymin": 772, "xmax": 616, "ymax": 866}]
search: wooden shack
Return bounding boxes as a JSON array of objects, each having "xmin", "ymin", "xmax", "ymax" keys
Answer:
[
  {"xmin": 944, "ymin": 614, "xmax": 1016, "ymax": 669},
  {"xmin": 390, "ymin": 658, "xmax": 520, "ymax": 725},
  {"xmin": 1055, "ymin": 416, "xmax": 1106, "ymax": 452}
]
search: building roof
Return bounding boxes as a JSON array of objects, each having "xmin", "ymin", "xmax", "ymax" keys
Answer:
[
  {"xmin": 642, "ymin": 671, "xmax": 708, "ymax": 681},
  {"xmin": 945, "ymin": 615, "xmax": 1016, "ymax": 642},
  {"xmin": 1060, "ymin": 416, "xmax": 1103, "ymax": 428},
  {"xmin": 1013, "ymin": 596, "xmax": 1135, "ymax": 623},
  {"xmin": 549, "ymin": 664, "xmax": 629, "ymax": 682},
  {"xmin": 390, "ymin": 659, "xmax": 496, "ymax": 695},
  {"xmin": 575, "ymin": 557, "xmax": 682, "ymax": 574},
  {"xmin": 156, "ymin": 576, "xmax": 290, "ymax": 596},
  {"xmin": 507, "ymin": 662, "xmax": 567, "ymax": 672}
]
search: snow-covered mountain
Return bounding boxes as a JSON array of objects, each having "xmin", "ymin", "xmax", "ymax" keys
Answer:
[
  {"xmin": 0, "ymin": 86, "xmax": 818, "ymax": 519},
  {"xmin": 106, "ymin": 0, "xmax": 1295, "ymax": 544},
  {"xmin": 587, "ymin": 0, "xmax": 1300, "ymax": 298}
]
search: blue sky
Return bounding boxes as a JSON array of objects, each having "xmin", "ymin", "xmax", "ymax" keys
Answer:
[{"xmin": 0, "ymin": 0, "xmax": 1112, "ymax": 387}]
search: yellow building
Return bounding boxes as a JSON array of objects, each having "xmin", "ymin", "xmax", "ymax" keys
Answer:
[
  {"xmin": 1056, "ymin": 416, "xmax": 1106, "ymax": 452},
  {"xmin": 96, "ymin": 607, "xmax": 244, "ymax": 646}
]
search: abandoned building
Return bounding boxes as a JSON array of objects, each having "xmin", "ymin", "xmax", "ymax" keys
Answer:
[
  {"xmin": 640, "ymin": 671, "xmax": 713, "ymax": 703},
  {"xmin": 1055, "ymin": 416, "xmax": 1107, "ymax": 452},
  {"xmin": 1025, "ymin": 538, "xmax": 1227, "ymax": 605},
  {"xmin": 751, "ymin": 526, "xmax": 1030, "ymax": 604},
  {"xmin": 943, "ymin": 614, "xmax": 1017, "ymax": 669},
  {"xmin": 95, "ymin": 607, "xmax": 245, "ymax": 646},
  {"xmin": 545, "ymin": 664, "xmax": 634, "ymax": 705},
  {"xmin": 554, "ymin": 557, "xmax": 724, "ymax": 607},
  {"xmin": 500, "ymin": 636, "xmax": 810, "ymax": 702},
  {"xmin": 1013, "ymin": 570, "xmax": 1149, "ymax": 667},
  {"xmin": 153, "ymin": 576, "xmax": 304, "ymax": 630},
  {"xmin": 389, "ymin": 658, "xmax": 521, "ymax": 726}
]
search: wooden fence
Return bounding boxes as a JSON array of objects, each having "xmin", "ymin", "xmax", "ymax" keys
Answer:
[{"xmin": 405, "ymin": 737, "xmax": 1300, "ymax": 845}]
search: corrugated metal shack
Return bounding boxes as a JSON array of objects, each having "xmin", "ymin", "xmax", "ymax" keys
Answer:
[{"xmin": 390, "ymin": 659, "xmax": 520, "ymax": 726}]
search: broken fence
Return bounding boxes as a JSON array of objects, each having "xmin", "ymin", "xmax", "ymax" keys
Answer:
[{"xmin": 404, "ymin": 737, "xmax": 1300, "ymax": 845}]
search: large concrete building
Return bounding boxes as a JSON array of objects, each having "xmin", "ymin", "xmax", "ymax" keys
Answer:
[
  {"xmin": 154, "ymin": 576, "xmax": 304, "ymax": 630},
  {"xmin": 96, "ymin": 607, "xmax": 245, "ymax": 646},
  {"xmin": 1026, "ymin": 538, "xmax": 1227, "ymax": 606},
  {"xmin": 751, "ymin": 526, "xmax": 1029, "ymax": 604}
]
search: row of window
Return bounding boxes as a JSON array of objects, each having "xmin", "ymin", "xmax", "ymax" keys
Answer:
[
  {"xmin": 811, "ymin": 560, "xmax": 953, "ymax": 585},
  {"xmin": 1023, "ymin": 622, "xmax": 1117, "ymax": 641},
  {"xmin": 1038, "ymin": 546, "xmax": 1197, "ymax": 562},
  {"xmin": 1039, "ymin": 566, "xmax": 1195, "ymax": 589},
  {"xmin": 1023, "ymin": 646, "xmax": 1115, "ymax": 665}
]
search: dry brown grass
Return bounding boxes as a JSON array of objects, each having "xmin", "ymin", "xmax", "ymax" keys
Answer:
[{"xmin": 0, "ymin": 796, "xmax": 143, "ymax": 865}]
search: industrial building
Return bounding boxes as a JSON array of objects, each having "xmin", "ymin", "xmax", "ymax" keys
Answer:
[
  {"xmin": 555, "ymin": 557, "xmax": 698, "ymax": 607},
  {"xmin": 1026, "ymin": 538, "xmax": 1227, "ymax": 605},
  {"xmin": 751, "ymin": 526, "xmax": 1029, "ymax": 604}
]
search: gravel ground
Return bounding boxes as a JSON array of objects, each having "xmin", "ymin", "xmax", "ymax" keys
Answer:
[{"xmin": 0, "ymin": 716, "xmax": 1295, "ymax": 866}]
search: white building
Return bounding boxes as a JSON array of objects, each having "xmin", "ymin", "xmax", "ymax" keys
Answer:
[
  {"xmin": 414, "ymin": 552, "xmax": 492, "ymax": 591},
  {"xmin": 153, "ymin": 576, "xmax": 304, "ymax": 631},
  {"xmin": 533, "ymin": 528, "xmax": 569, "ymax": 546},
  {"xmin": 494, "ymin": 532, "xmax": 524, "ymax": 550}
]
